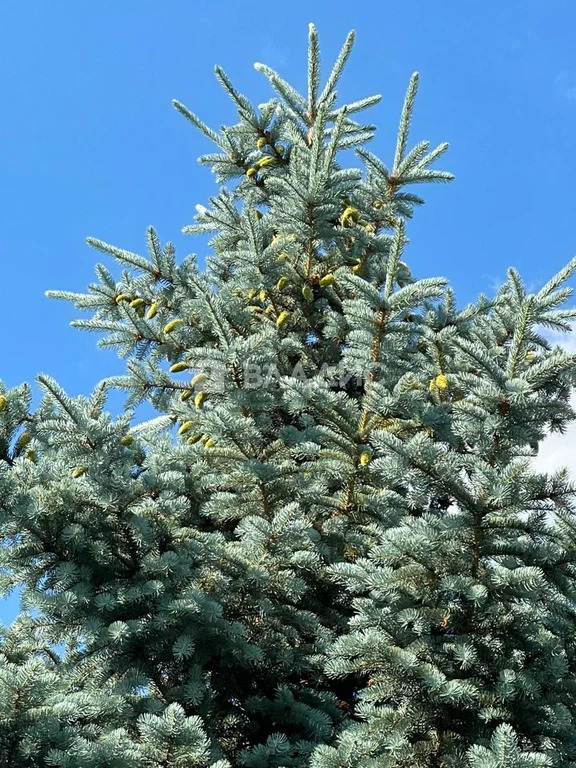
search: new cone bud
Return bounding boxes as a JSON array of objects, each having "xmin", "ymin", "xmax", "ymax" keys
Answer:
[
  {"xmin": 359, "ymin": 450, "xmax": 371, "ymax": 467},
  {"xmin": 256, "ymin": 156, "xmax": 276, "ymax": 169},
  {"xmin": 340, "ymin": 206, "xmax": 360, "ymax": 227},
  {"xmin": 302, "ymin": 284, "xmax": 314, "ymax": 303},
  {"xmin": 190, "ymin": 373, "xmax": 207, "ymax": 389},
  {"xmin": 276, "ymin": 311, "xmax": 290, "ymax": 328},
  {"xmin": 194, "ymin": 392, "xmax": 206, "ymax": 409},
  {"xmin": 178, "ymin": 421, "xmax": 194, "ymax": 436},
  {"xmin": 276, "ymin": 276, "xmax": 289, "ymax": 292},
  {"xmin": 163, "ymin": 319, "xmax": 183, "ymax": 334},
  {"xmin": 72, "ymin": 466, "xmax": 86, "ymax": 478},
  {"xmin": 16, "ymin": 432, "xmax": 31, "ymax": 450},
  {"xmin": 170, "ymin": 362, "xmax": 189, "ymax": 373},
  {"xmin": 0, "ymin": 395, "xmax": 6, "ymax": 412},
  {"xmin": 146, "ymin": 302, "xmax": 159, "ymax": 320},
  {"xmin": 319, "ymin": 273, "xmax": 335, "ymax": 286},
  {"xmin": 429, "ymin": 374, "xmax": 449, "ymax": 391}
]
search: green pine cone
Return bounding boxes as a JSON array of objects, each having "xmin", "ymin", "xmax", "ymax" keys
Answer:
[
  {"xmin": 16, "ymin": 432, "xmax": 32, "ymax": 450},
  {"xmin": 170, "ymin": 362, "xmax": 190, "ymax": 373},
  {"xmin": 276, "ymin": 276, "xmax": 289, "ymax": 292},
  {"xmin": 190, "ymin": 373, "xmax": 207, "ymax": 389},
  {"xmin": 359, "ymin": 450, "xmax": 371, "ymax": 467},
  {"xmin": 163, "ymin": 319, "xmax": 183, "ymax": 334},
  {"xmin": 340, "ymin": 206, "xmax": 360, "ymax": 227},
  {"xmin": 302, "ymin": 284, "xmax": 314, "ymax": 303},
  {"xmin": 276, "ymin": 311, "xmax": 290, "ymax": 328},
  {"xmin": 146, "ymin": 302, "xmax": 159, "ymax": 320},
  {"xmin": 178, "ymin": 421, "xmax": 194, "ymax": 436},
  {"xmin": 256, "ymin": 156, "xmax": 276, "ymax": 169}
]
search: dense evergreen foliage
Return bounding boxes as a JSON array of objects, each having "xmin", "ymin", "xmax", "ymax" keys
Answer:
[{"xmin": 2, "ymin": 24, "xmax": 576, "ymax": 768}]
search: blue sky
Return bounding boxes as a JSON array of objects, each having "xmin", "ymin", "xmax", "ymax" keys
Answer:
[{"xmin": 1, "ymin": 0, "xmax": 576, "ymax": 622}]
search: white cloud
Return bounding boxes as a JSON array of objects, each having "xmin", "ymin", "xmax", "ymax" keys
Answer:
[
  {"xmin": 532, "ymin": 397, "xmax": 576, "ymax": 480},
  {"xmin": 532, "ymin": 324, "xmax": 576, "ymax": 482}
]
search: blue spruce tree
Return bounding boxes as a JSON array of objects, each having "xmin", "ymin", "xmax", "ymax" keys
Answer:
[{"xmin": 2, "ymin": 23, "xmax": 576, "ymax": 768}]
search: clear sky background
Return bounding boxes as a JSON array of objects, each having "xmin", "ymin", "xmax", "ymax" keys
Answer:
[{"xmin": 1, "ymin": 0, "xmax": 576, "ymax": 623}]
